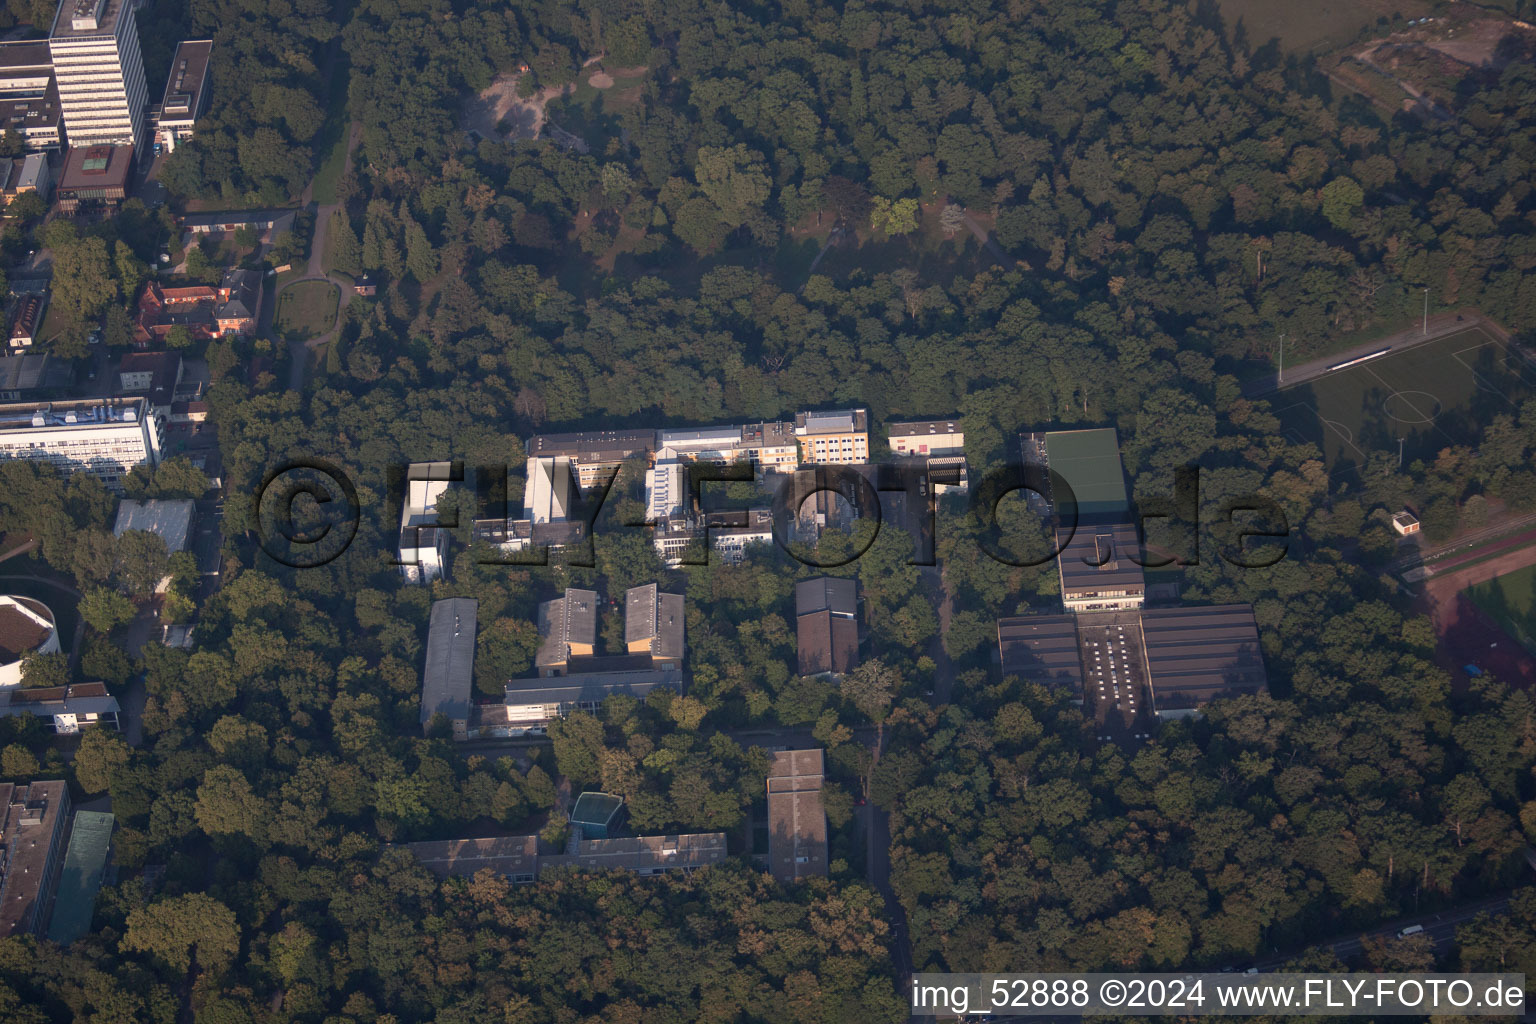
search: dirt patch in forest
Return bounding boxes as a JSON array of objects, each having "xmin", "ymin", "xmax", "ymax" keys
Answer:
[
  {"xmin": 463, "ymin": 74, "xmax": 568, "ymax": 142},
  {"xmin": 462, "ymin": 62, "xmax": 648, "ymax": 144},
  {"xmin": 1326, "ymin": 5, "xmax": 1536, "ymax": 117}
]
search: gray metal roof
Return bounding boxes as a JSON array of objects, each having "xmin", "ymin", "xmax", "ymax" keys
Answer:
[
  {"xmin": 421, "ymin": 598, "xmax": 477, "ymax": 726},
  {"xmin": 795, "ymin": 576, "xmax": 857, "ymax": 617},
  {"xmin": 1055, "ymin": 521, "xmax": 1146, "ymax": 596},
  {"xmin": 1140, "ymin": 604, "xmax": 1268, "ymax": 711},
  {"xmin": 535, "ymin": 588, "xmax": 598, "ymax": 668},
  {"xmin": 997, "ymin": 614, "xmax": 1084, "ymax": 690},
  {"xmin": 113, "ymin": 498, "xmax": 194, "ymax": 552},
  {"xmin": 503, "ymin": 667, "xmax": 682, "ymax": 707},
  {"xmin": 624, "ymin": 584, "xmax": 684, "ymax": 661}
]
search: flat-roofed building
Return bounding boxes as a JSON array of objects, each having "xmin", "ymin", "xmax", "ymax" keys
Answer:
[
  {"xmin": 997, "ymin": 614, "xmax": 1084, "ymax": 692},
  {"xmin": 645, "ymin": 448, "xmax": 685, "ymax": 522},
  {"xmin": 1042, "ymin": 428, "xmax": 1130, "ymax": 522},
  {"xmin": 0, "ymin": 42, "xmax": 62, "ymax": 151},
  {"xmin": 181, "ymin": 208, "xmax": 296, "ymax": 235},
  {"xmin": 2, "ymin": 153, "xmax": 51, "ymax": 202},
  {"xmin": 658, "ymin": 420, "xmax": 798, "ymax": 472},
  {"xmin": 499, "ymin": 666, "xmax": 683, "ymax": 732},
  {"xmin": 1056, "ymin": 521, "xmax": 1145, "ymax": 613},
  {"xmin": 651, "ymin": 507, "xmax": 774, "ymax": 568},
  {"xmin": 0, "ymin": 397, "xmax": 162, "ymax": 488},
  {"xmin": 55, "ymin": 143, "xmax": 133, "ymax": 213},
  {"xmin": 0, "ymin": 352, "xmax": 71, "ymax": 401},
  {"xmin": 152, "ymin": 39, "xmax": 210, "ymax": 151},
  {"xmin": 551, "ymin": 832, "xmax": 725, "ymax": 876},
  {"xmin": 406, "ymin": 834, "xmax": 540, "ymax": 883},
  {"xmin": 116, "ymin": 350, "xmax": 182, "ymax": 417},
  {"xmin": 1140, "ymin": 604, "xmax": 1268, "ymax": 717},
  {"xmin": 113, "ymin": 497, "xmax": 194, "ymax": 550},
  {"xmin": 420, "ymin": 598, "xmax": 477, "ymax": 738},
  {"xmin": 0, "ymin": 780, "xmax": 69, "ymax": 936},
  {"xmin": 49, "ymin": 0, "xmax": 149, "ymax": 150},
  {"xmin": 534, "ymin": 588, "xmax": 597, "ymax": 675},
  {"xmin": 1392, "ymin": 511, "xmax": 1420, "ymax": 536},
  {"xmin": 794, "ymin": 408, "xmax": 869, "ymax": 464},
  {"xmin": 398, "ymin": 461, "xmax": 454, "ymax": 584},
  {"xmin": 795, "ymin": 576, "xmax": 859, "ymax": 677},
  {"xmin": 0, "ymin": 681, "xmax": 119, "ymax": 732},
  {"xmin": 44, "ymin": 809, "xmax": 113, "ymax": 944},
  {"xmin": 766, "ymin": 749, "xmax": 827, "ymax": 883},
  {"xmin": 624, "ymin": 584, "xmax": 684, "ymax": 670},
  {"xmin": 404, "ymin": 830, "xmax": 726, "ymax": 882},
  {"xmin": 526, "ymin": 429, "xmax": 656, "ymax": 488},
  {"xmin": 887, "ymin": 419, "xmax": 963, "ymax": 455},
  {"xmin": 524, "ymin": 456, "xmax": 573, "ymax": 524}
]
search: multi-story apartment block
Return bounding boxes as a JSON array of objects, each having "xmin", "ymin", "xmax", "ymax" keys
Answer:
[
  {"xmin": 0, "ymin": 780, "xmax": 70, "ymax": 936},
  {"xmin": 525, "ymin": 429, "xmax": 656, "ymax": 489},
  {"xmin": 793, "ymin": 408, "xmax": 869, "ymax": 464},
  {"xmin": 0, "ymin": 397, "xmax": 160, "ymax": 488},
  {"xmin": 48, "ymin": 0, "xmax": 148, "ymax": 150},
  {"xmin": 0, "ymin": 42, "xmax": 62, "ymax": 151},
  {"xmin": 657, "ymin": 421, "xmax": 799, "ymax": 472},
  {"xmin": 150, "ymin": 39, "xmax": 209, "ymax": 152}
]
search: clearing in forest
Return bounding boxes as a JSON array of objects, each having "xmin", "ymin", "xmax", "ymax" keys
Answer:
[{"xmin": 1271, "ymin": 325, "xmax": 1536, "ymax": 471}]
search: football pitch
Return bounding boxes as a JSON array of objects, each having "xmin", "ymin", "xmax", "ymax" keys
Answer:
[
  {"xmin": 1272, "ymin": 326, "xmax": 1536, "ymax": 471},
  {"xmin": 1466, "ymin": 564, "xmax": 1536, "ymax": 655}
]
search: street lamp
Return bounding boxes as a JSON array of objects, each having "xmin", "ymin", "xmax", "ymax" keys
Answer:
[{"xmin": 1423, "ymin": 288, "xmax": 1429, "ymax": 336}]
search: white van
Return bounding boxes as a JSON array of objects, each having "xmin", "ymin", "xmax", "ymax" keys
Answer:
[{"xmin": 1396, "ymin": 924, "xmax": 1425, "ymax": 939}]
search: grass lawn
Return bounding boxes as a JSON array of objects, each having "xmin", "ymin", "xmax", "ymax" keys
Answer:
[
  {"xmin": 1467, "ymin": 564, "xmax": 1536, "ymax": 654},
  {"xmin": 1270, "ymin": 325, "xmax": 1536, "ymax": 471},
  {"xmin": 309, "ymin": 58, "xmax": 351, "ymax": 205},
  {"xmin": 1214, "ymin": 0, "xmax": 1432, "ymax": 54},
  {"xmin": 275, "ymin": 280, "xmax": 340, "ymax": 340}
]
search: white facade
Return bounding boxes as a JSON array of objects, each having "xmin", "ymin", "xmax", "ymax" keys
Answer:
[
  {"xmin": 398, "ymin": 462, "xmax": 454, "ymax": 585},
  {"xmin": 645, "ymin": 449, "xmax": 685, "ymax": 522},
  {"xmin": 0, "ymin": 398, "xmax": 161, "ymax": 488},
  {"xmin": 49, "ymin": 0, "xmax": 149, "ymax": 150},
  {"xmin": 0, "ymin": 595, "xmax": 58, "ymax": 689},
  {"xmin": 524, "ymin": 456, "xmax": 573, "ymax": 524}
]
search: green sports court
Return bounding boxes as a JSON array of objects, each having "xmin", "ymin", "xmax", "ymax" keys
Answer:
[{"xmin": 1271, "ymin": 325, "xmax": 1536, "ymax": 472}]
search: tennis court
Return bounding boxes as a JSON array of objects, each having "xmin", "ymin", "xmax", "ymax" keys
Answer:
[{"xmin": 1271, "ymin": 326, "xmax": 1536, "ymax": 471}]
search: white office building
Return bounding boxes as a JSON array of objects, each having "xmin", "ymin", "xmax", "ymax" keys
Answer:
[
  {"xmin": 398, "ymin": 462, "xmax": 454, "ymax": 585},
  {"xmin": 645, "ymin": 448, "xmax": 686, "ymax": 523},
  {"xmin": 524, "ymin": 456, "xmax": 573, "ymax": 524},
  {"xmin": 0, "ymin": 398, "xmax": 161, "ymax": 488},
  {"xmin": 48, "ymin": 0, "xmax": 149, "ymax": 150}
]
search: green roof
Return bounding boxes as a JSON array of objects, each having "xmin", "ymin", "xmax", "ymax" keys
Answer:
[
  {"xmin": 1044, "ymin": 428, "xmax": 1129, "ymax": 520},
  {"xmin": 46, "ymin": 811, "xmax": 114, "ymax": 946},
  {"xmin": 570, "ymin": 792, "xmax": 624, "ymax": 827}
]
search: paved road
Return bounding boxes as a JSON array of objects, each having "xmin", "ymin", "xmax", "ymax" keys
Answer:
[
  {"xmin": 1253, "ymin": 892, "xmax": 1512, "ymax": 970},
  {"xmin": 1243, "ymin": 309, "xmax": 1493, "ymax": 398}
]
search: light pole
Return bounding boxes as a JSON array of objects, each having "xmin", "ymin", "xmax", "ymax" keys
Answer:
[
  {"xmin": 1278, "ymin": 332, "xmax": 1285, "ymax": 385},
  {"xmin": 1423, "ymin": 288, "xmax": 1429, "ymax": 335},
  {"xmin": 1397, "ymin": 437, "xmax": 1405, "ymax": 469}
]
